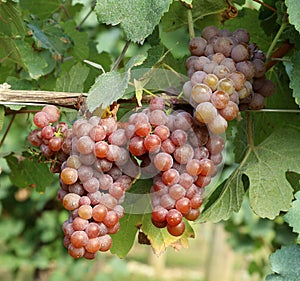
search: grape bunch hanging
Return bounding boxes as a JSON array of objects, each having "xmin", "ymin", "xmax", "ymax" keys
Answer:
[
  {"xmin": 28, "ymin": 26, "xmax": 275, "ymax": 259},
  {"xmin": 184, "ymin": 26, "xmax": 275, "ymax": 134}
]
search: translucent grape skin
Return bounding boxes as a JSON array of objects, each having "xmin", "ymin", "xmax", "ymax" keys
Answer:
[
  {"xmin": 218, "ymin": 101, "xmax": 239, "ymax": 121},
  {"xmin": 208, "ymin": 114, "xmax": 228, "ymax": 135},
  {"xmin": 42, "ymin": 105, "xmax": 60, "ymax": 123},
  {"xmin": 195, "ymin": 102, "xmax": 218, "ymax": 124},
  {"xmin": 154, "ymin": 152, "xmax": 173, "ymax": 171},
  {"xmin": 210, "ymin": 90, "xmax": 229, "ymax": 109}
]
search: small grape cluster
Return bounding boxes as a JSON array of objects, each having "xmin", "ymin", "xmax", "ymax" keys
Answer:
[
  {"xmin": 184, "ymin": 26, "xmax": 275, "ymax": 134},
  {"xmin": 28, "ymin": 105, "xmax": 69, "ymax": 172},
  {"xmin": 58, "ymin": 116, "xmax": 133, "ymax": 259},
  {"xmin": 121, "ymin": 97, "xmax": 224, "ymax": 236}
]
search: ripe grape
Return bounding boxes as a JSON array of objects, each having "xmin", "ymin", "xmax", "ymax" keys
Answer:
[
  {"xmin": 167, "ymin": 220, "xmax": 185, "ymax": 236},
  {"xmin": 230, "ymin": 44, "xmax": 250, "ymax": 62},
  {"xmin": 61, "ymin": 167, "xmax": 78, "ymax": 185},
  {"xmin": 207, "ymin": 114, "xmax": 228, "ymax": 135},
  {"xmin": 154, "ymin": 152, "xmax": 173, "ymax": 171},
  {"xmin": 189, "ymin": 37, "xmax": 207, "ymax": 56},
  {"xmin": 33, "ymin": 111, "xmax": 50, "ymax": 128},
  {"xmin": 218, "ymin": 101, "xmax": 239, "ymax": 121},
  {"xmin": 195, "ymin": 102, "xmax": 218, "ymax": 124},
  {"xmin": 210, "ymin": 90, "xmax": 230, "ymax": 109},
  {"xmin": 191, "ymin": 83, "xmax": 212, "ymax": 104},
  {"xmin": 201, "ymin": 25, "xmax": 219, "ymax": 41}
]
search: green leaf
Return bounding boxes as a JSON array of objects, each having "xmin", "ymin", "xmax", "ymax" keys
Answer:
[
  {"xmin": 199, "ymin": 167, "xmax": 245, "ymax": 223},
  {"xmin": 284, "ymin": 191, "xmax": 300, "ymax": 235},
  {"xmin": 56, "ymin": 62, "xmax": 90, "ymax": 93},
  {"xmin": 5, "ymin": 154, "xmax": 55, "ymax": 191},
  {"xmin": 19, "ymin": 0, "xmax": 61, "ymax": 19},
  {"xmin": 14, "ymin": 40, "xmax": 49, "ymax": 79},
  {"xmin": 95, "ymin": 0, "xmax": 172, "ymax": 43},
  {"xmin": 6, "ymin": 76, "xmax": 36, "ymax": 90},
  {"xmin": 86, "ymin": 55, "xmax": 146, "ymax": 112},
  {"xmin": 286, "ymin": 171, "xmax": 300, "ymax": 193},
  {"xmin": 247, "ymin": 127, "xmax": 300, "ymax": 219},
  {"xmin": 289, "ymin": 50, "xmax": 300, "ymax": 107},
  {"xmin": 286, "ymin": 0, "xmax": 300, "ymax": 34},
  {"xmin": 159, "ymin": 26, "xmax": 190, "ymax": 58},
  {"xmin": 61, "ymin": 20, "xmax": 89, "ymax": 60},
  {"xmin": 87, "ymin": 70, "xmax": 129, "ymax": 113},
  {"xmin": 266, "ymin": 244, "xmax": 300, "ymax": 281},
  {"xmin": 110, "ymin": 213, "xmax": 141, "ymax": 258},
  {"xmin": 201, "ymin": 127, "xmax": 300, "ymax": 222},
  {"xmin": 0, "ymin": 1, "xmax": 26, "ymax": 37},
  {"xmin": 26, "ymin": 16, "xmax": 72, "ymax": 58}
]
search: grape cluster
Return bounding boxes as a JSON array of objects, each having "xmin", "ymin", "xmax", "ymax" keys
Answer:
[
  {"xmin": 183, "ymin": 26, "xmax": 275, "ymax": 134},
  {"xmin": 120, "ymin": 97, "xmax": 224, "ymax": 236},
  {"xmin": 28, "ymin": 105, "xmax": 69, "ymax": 172},
  {"xmin": 58, "ymin": 116, "xmax": 133, "ymax": 259},
  {"xmin": 27, "ymin": 26, "xmax": 275, "ymax": 258}
]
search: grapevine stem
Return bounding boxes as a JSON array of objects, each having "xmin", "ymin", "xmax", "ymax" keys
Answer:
[
  {"xmin": 266, "ymin": 21, "xmax": 288, "ymax": 59},
  {"xmin": 187, "ymin": 9, "xmax": 195, "ymax": 39},
  {"xmin": 60, "ymin": 4, "xmax": 71, "ymax": 19},
  {"xmin": 76, "ymin": 0, "xmax": 96, "ymax": 30},
  {"xmin": 111, "ymin": 40, "xmax": 131, "ymax": 71},
  {"xmin": 0, "ymin": 113, "xmax": 16, "ymax": 149},
  {"xmin": 252, "ymin": 0, "xmax": 277, "ymax": 13}
]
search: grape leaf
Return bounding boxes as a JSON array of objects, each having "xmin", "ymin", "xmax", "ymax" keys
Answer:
[
  {"xmin": 55, "ymin": 62, "xmax": 90, "ymax": 93},
  {"xmin": 25, "ymin": 16, "xmax": 72, "ymax": 58},
  {"xmin": 6, "ymin": 76, "xmax": 35, "ymax": 90},
  {"xmin": 0, "ymin": 1, "xmax": 26, "ymax": 36},
  {"xmin": 284, "ymin": 191, "xmax": 300, "ymax": 236},
  {"xmin": 14, "ymin": 40, "xmax": 49, "ymax": 79},
  {"xmin": 159, "ymin": 26, "xmax": 190, "ymax": 58},
  {"xmin": 198, "ymin": 166, "xmax": 245, "ymax": 223},
  {"xmin": 266, "ymin": 244, "xmax": 300, "ymax": 281},
  {"xmin": 245, "ymin": 128, "xmax": 299, "ymax": 219},
  {"xmin": 19, "ymin": 0, "xmax": 61, "ymax": 20},
  {"xmin": 141, "ymin": 215, "xmax": 194, "ymax": 255},
  {"xmin": 111, "ymin": 213, "xmax": 194, "ymax": 257},
  {"xmin": 286, "ymin": 0, "xmax": 300, "ymax": 34},
  {"xmin": 201, "ymin": 127, "xmax": 300, "ymax": 222},
  {"xmin": 286, "ymin": 171, "xmax": 300, "ymax": 193},
  {"xmin": 5, "ymin": 154, "xmax": 54, "ymax": 192},
  {"xmin": 289, "ymin": 50, "xmax": 300, "ymax": 107},
  {"xmin": 61, "ymin": 20, "xmax": 89, "ymax": 60},
  {"xmin": 95, "ymin": 0, "xmax": 172, "ymax": 43},
  {"xmin": 86, "ymin": 55, "xmax": 146, "ymax": 113},
  {"xmin": 110, "ymin": 213, "xmax": 141, "ymax": 258},
  {"xmin": 87, "ymin": 71, "xmax": 127, "ymax": 113}
]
